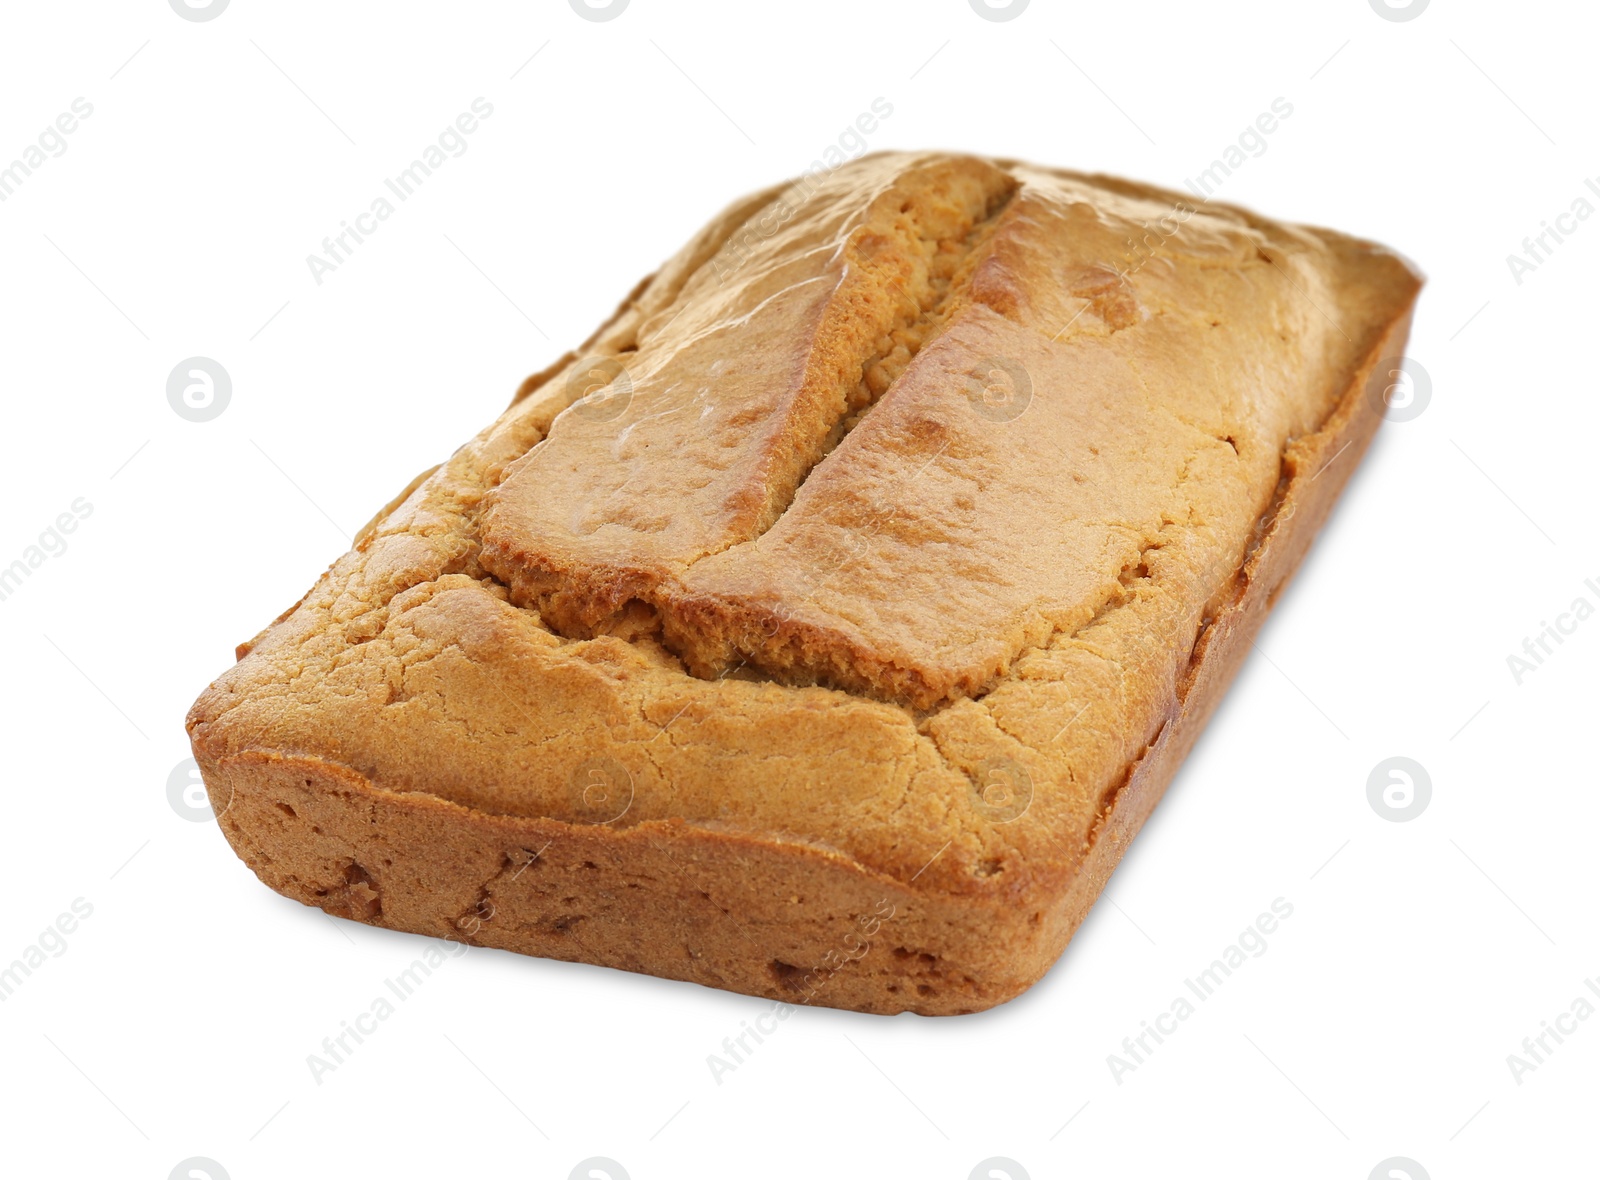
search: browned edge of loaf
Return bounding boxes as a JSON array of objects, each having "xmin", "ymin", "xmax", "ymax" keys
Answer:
[{"xmin": 192, "ymin": 304, "xmax": 1415, "ymax": 1017}]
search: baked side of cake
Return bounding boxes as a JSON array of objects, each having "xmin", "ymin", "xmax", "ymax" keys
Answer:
[{"xmin": 187, "ymin": 153, "xmax": 1420, "ymax": 1014}]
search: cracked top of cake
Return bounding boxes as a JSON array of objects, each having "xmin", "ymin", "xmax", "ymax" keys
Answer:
[
  {"xmin": 186, "ymin": 152, "xmax": 1420, "ymax": 893},
  {"xmin": 479, "ymin": 153, "xmax": 1388, "ymax": 709}
]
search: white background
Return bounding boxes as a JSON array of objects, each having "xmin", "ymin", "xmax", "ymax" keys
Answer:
[{"xmin": 0, "ymin": 1, "xmax": 1594, "ymax": 1177}]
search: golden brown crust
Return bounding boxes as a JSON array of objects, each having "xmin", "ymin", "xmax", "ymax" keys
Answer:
[{"xmin": 186, "ymin": 152, "xmax": 1420, "ymax": 1013}]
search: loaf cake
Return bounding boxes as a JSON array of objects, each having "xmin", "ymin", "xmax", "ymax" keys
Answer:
[{"xmin": 186, "ymin": 152, "xmax": 1420, "ymax": 1014}]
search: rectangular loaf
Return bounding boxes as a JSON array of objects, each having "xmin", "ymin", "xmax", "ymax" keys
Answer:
[{"xmin": 186, "ymin": 152, "xmax": 1420, "ymax": 1014}]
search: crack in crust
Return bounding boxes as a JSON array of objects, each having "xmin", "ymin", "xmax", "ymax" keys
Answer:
[{"xmin": 477, "ymin": 158, "xmax": 1020, "ymax": 641}]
